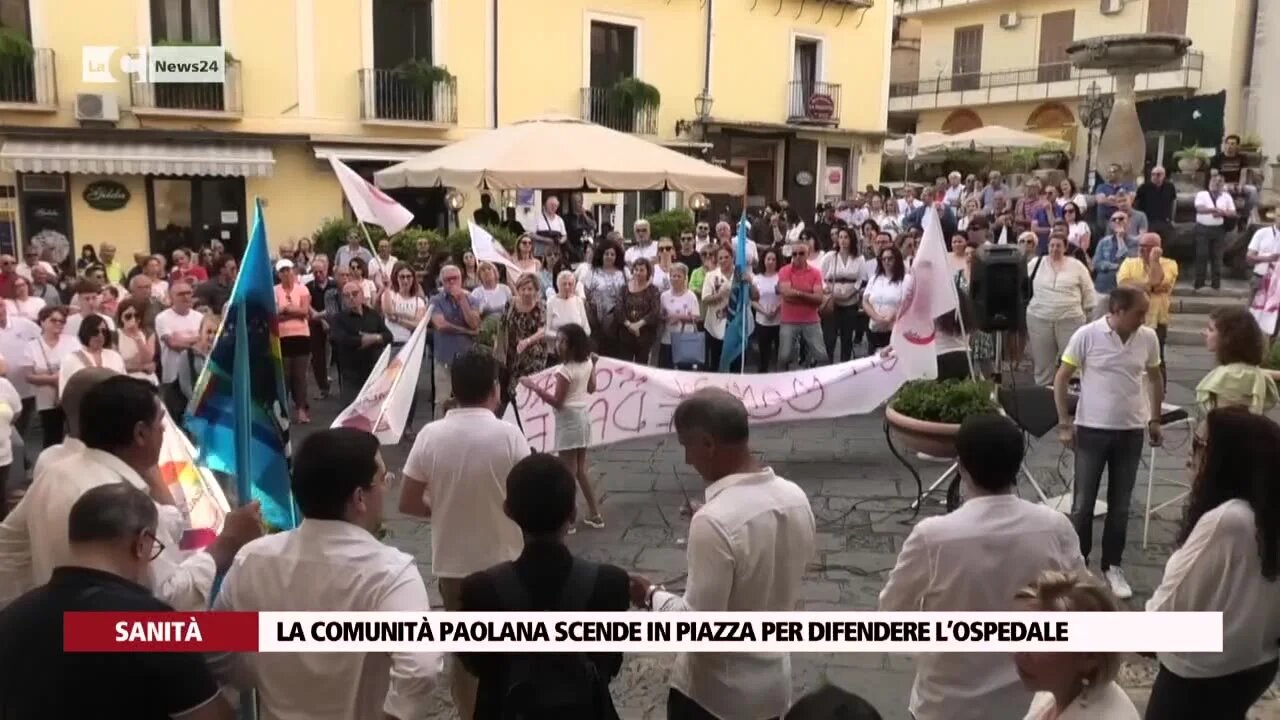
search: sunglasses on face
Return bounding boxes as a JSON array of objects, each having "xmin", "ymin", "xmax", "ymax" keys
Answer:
[
  {"xmin": 659, "ymin": 245, "xmax": 674, "ymax": 252},
  {"xmin": 121, "ymin": 312, "xmax": 137, "ymax": 320}
]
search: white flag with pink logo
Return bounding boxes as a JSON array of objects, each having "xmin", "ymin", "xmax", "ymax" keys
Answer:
[
  {"xmin": 1250, "ymin": 261, "xmax": 1280, "ymax": 336},
  {"xmin": 890, "ymin": 207, "xmax": 960, "ymax": 379},
  {"xmin": 328, "ymin": 156, "xmax": 414, "ymax": 234}
]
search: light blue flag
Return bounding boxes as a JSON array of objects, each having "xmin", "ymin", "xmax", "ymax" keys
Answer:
[
  {"xmin": 187, "ymin": 198, "xmax": 297, "ymax": 531},
  {"xmin": 718, "ymin": 213, "xmax": 754, "ymax": 372}
]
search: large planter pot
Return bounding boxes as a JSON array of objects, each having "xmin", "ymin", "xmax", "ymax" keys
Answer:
[
  {"xmin": 1177, "ymin": 157, "xmax": 1203, "ymax": 173},
  {"xmin": 885, "ymin": 405, "xmax": 960, "ymax": 459},
  {"xmin": 1241, "ymin": 150, "xmax": 1264, "ymax": 168}
]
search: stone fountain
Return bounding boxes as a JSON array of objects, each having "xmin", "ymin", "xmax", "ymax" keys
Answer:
[{"xmin": 1066, "ymin": 34, "xmax": 1192, "ymax": 185}]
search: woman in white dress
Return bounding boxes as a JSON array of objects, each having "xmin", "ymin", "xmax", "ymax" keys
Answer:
[
  {"xmin": 381, "ymin": 262, "xmax": 428, "ymax": 436},
  {"xmin": 1015, "ymin": 571, "xmax": 1140, "ymax": 720},
  {"xmin": 57, "ymin": 314, "xmax": 126, "ymax": 394},
  {"xmin": 513, "ymin": 233, "xmax": 543, "ymax": 284},
  {"xmin": 114, "ymin": 297, "xmax": 157, "ymax": 384},
  {"xmin": 145, "ymin": 255, "xmax": 170, "ymax": 305},
  {"xmin": 752, "ymin": 248, "xmax": 783, "ymax": 371},
  {"xmin": 24, "ymin": 305, "xmax": 76, "ymax": 447},
  {"xmin": 5, "ymin": 276, "xmax": 44, "ymax": 323},
  {"xmin": 546, "ymin": 270, "xmax": 590, "ymax": 365}
]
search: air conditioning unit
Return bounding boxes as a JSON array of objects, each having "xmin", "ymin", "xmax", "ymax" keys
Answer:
[
  {"xmin": 999, "ymin": 12, "xmax": 1021, "ymax": 29},
  {"xmin": 1100, "ymin": 0, "xmax": 1124, "ymax": 15},
  {"xmin": 75, "ymin": 92, "xmax": 120, "ymax": 123}
]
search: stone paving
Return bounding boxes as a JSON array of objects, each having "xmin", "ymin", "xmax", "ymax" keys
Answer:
[{"xmin": 295, "ymin": 343, "xmax": 1279, "ymax": 719}]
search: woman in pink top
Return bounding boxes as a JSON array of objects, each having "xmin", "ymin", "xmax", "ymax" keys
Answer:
[{"xmin": 275, "ymin": 258, "xmax": 313, "ymax": 424}]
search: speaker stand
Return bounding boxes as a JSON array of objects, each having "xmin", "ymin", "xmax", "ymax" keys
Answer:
[{"xmin": 909, "ymin": 462, "xmax": 959, "ymax": 510}]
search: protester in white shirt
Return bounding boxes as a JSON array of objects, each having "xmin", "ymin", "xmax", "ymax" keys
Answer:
[
  {"xmin": 212, "ymin": 428, "xmax": 442, "ymax": 720},
  {"xmin": 1245, "ymin": 212, "xmax": 1280, "ymax": 297},
  {"xmin": 1192, "ymin": 175, "xmax": 1237, "ymax": 291},
  {"xmin": 1145, "ymin": 409, "xmax": 1280, "ymax": 719},
  {"xmin": 1025, "ymin": 234, "xmax": 1097, "ymax": 386},
  {"xmin": 1015, "ymin": 571, "xmax": 1139, "ymax": 720},
  {"xmin": 546, "ymin": 271, "xmax": 590, "ymax": 357},
  {"xmin": 1054, "ymin": 286, "xmax": 1164, "ymax": 600},
  {"xmin": 398, "ymin": 349, "xmax": 529, "ymax": 720},
  {"xmin": 700, "ymin": 247, "xmax": 734, "ymax": 368},
  {"xmin": 881, "ymin": 414, "xmax": 1084, "ymax": 720},
  {"xmin": 24, "ymin": 305, "xmax": 76, "ymax": 448},
  {"xmin": 0, "ymin": 373, "xmax": 262, "ymax": 609},
  {"xmin": 0, "ymin": 301, "xmax": 39, "ymax": 435},
  {"xmin": 365, "ymin": 238, "xmax": 399, "ymax": 291},
  {"xmin": 154, "ymin": 282, "xmax": 204, "ymax": 420},
  {"xmin": 630, "ymin": 389, "xmax": 816, "ymax": 720},
  {"xmin": 624, "ymin": 219, "xmax": 658, "ymax": 267},
  {"xmin": 659, "ymin": 264, "xmax": 700, "ymax": 370},
  {"xmin": 531, "ymin": 195, "xmax": 567, "ymax": 259},
  {"xmin": 63, "ymin": 279, "xmax": 116, "ymax": 341},
  {"xmin": 4, "ymin": 276, "xmax": 44, "ymax": 324}
]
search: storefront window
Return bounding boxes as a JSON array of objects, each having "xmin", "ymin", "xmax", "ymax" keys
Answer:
[{"xmin": 147, "ymin": 177, "xmax": 244, "ymax": 258}]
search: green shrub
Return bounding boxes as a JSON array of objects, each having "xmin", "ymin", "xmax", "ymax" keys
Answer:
[
  {"xmin": 1265, "ymin": 342, "xmax": 1280, "ymax": 371},
  {"xmin": 890, "ymin": 379, "xmax": 998, "ymax": 425},
  {"xmin": 644, "ymin": 209, "xmax": 695, "ymax": 241},
  {"xmin": 311, "ymin": 217, "xmax": 386, "ymax": 260},
  {"xmin": 389, "ymin": 227, "xmax": 442, "ymax": 262}
]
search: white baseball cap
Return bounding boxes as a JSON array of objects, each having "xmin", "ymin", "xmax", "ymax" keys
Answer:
[{"xmin": 275, "ymin": 258, "xmax": 294, "ymax": 272}]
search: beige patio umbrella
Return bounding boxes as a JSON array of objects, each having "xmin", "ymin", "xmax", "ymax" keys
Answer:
[
  {"xmin": 938, "ymin": 125, "xmax": 1070, "ymax": 153},
  {"xmin": 881, "ymin": 131, "xmax": 950, "ymax": 158},
  {"xmin": 374, "ymin": 113, "xmax": 746, "ymax": 195}
]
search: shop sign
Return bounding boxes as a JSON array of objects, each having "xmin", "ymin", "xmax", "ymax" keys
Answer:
[
  {"xmin": 83, "ymin": 180, "xmax": 130, "ymax": 211},
  {"xmin": 794, "ymin": 171, "xmax": 814, "ymax": 187},
  {"xmin": 806, "ymin": 94, "xmax": 835, "ymax": 121}
]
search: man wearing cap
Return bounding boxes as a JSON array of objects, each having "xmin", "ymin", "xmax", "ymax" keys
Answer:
[{"xmin": 1117, "ymin": 233, "xmax": 1178, "ymax": 388}]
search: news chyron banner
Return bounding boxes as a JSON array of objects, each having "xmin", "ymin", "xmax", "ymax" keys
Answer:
[{"xmin": 65, "ymin": 612, "xmax": 1222, "ymax": 654}]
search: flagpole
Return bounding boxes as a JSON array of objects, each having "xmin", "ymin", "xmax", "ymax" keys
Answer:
[
  {"xmin": 357, "ymin": 220, "xmax": 380, "ymax": 258},
  {"xmin": 739, "ymin": 280, "xmax": 749, "ymax": 375}
]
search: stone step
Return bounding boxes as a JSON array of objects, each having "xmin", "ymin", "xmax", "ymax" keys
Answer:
[
  {"xmin": 1170, "ymin": 293, "xmax": 1249, "ymax": 315},
  {"xmin": 1168, "ymin": 315, "xmax": 1208, "ymax": 347},
  {"xmin": 1172, "ymin": 281, "xmax": 1250, "ymax": 299}
]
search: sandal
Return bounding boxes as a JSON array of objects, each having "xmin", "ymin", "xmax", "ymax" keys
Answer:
[{"xmin": 583, "ymin": 515, "xmax": 605, "ymax": 529}]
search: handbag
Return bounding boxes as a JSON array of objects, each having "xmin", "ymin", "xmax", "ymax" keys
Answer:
[{"xmin": 670, "ymin": 323, "xmax": 705, "ymax": 368}]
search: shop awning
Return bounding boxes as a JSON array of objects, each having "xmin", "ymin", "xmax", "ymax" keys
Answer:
[
  {"xmin": 0, "ymin": 139, "xmax": 275, "ymax": 176},
  {"xmin": 310, "ymin": 144, "xmax": 439, "ymax": 164}
]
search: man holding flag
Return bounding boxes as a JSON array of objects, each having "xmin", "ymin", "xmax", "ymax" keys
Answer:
[{"xmin": 717, "ymin": 215, "xmax": 759, "ymax": 372}]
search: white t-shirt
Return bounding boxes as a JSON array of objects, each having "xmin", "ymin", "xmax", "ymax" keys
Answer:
[
  {"xmin": 753, "ymin": 273, "xmax": 781, "ymax": 327},
  {"xmin": 383, "ymin": 291, "xmax": 427, "ymax": 344},
  {"xmin": 402, "ymin": 407, "xmax": 530, "ymax": 579},
  {"xmin": 546, "ymin": 294, "xmax": 590, "ymax": 339},
  {"xmin": 1023, "ymin": 683, "xmax": 1138, "ymax": 719},
  {"xmin": 1062, "ymin": 317, "xmax": 1161, "ymax": 430},
  {"xmin": 700, "ymin": 268, "xmax": 732, "ymax": 340},
  {"xmin": 366, "ymin": 254, "xmax": 399, "ymax": 288},
  {"xmin": 63, "ymin": 312, "xmax": 115, "ymax": 342},
  {"xmin": 0, "ymin": 317, "xmax": 40, "ymax": 398},
  {"xmin": 468, "ymin": 284, "xmax": 511, "ymax": 317},
  {"xmin": 154, "ymin": 308, "xmax": 205, "ymax": 384},
  {"xmin": 4, "ymin": 297, "xmax": 44, "ymax": 324},
  {"xmin": 57, "ymin": 348, "xmax": 127, "ymax": 395},
  {"xmin": 822, "ymin": 252, "xmax": 868, "ymax": 307},
  {"xmin": 660, "ymin": 288, "xmax": 700, "ymax": 344},
  {"xmin": 624, "ymin": 242, "xmax": 658, "ymax": 267},
  {"xmin": 23, "ymin": 335, "xmax": 77, "ymax": 410},
  {"xmin": 556, "ymin": 361, "xmax": 593, "ymax": 409},
  {"xmin": 865, "ymin": 274, "xmax": 908, "ymax": 331},
  {"xmin": 1194, "ymin": 190, "xmax": 1236, "ymax": 226},
  {"xmin": 1066, "ymin": 221, "xmax": 1092, "ymax": 248},
  {"xmin": 1247, "ymin": 226, "xmax": 1280, "ymax": 277}
]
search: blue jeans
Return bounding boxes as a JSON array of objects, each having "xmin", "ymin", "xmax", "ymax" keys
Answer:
[
  {"xmin": 778, "ymin": 322, "xmax": 828, "ymax": 369},
  {"xmin": 1071, "ymin": 426, "xmax": 1144, "ymax": 569}
]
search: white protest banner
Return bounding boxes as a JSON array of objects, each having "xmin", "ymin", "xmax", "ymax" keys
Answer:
[
  {"xmin": 470, "ymin": 222, "xmax": 525, "ymax": 277},
  {"xmin": 331, "ymin": 319, "xmax": 429, "ymax": 444},
  {"xmin": 510, "ymin": 353, "xmax": 914, "ymax": 452},
  {"xmin": 891, "ymin": 206, "xmax": 958, "ymax": 380},
  {"xmin": 158, "ymin": 411, "xmax": 229, "ymax": 551},
  {"xmin": 1250, "ymin": 260, "xmax": 1280, "ymax": 335}
]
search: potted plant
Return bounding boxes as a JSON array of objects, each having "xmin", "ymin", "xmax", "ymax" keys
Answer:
[
  {"xmin": 1239, "ymin": 134, "xmax": 1265, "ymax": 168},
  {"xmin": 1173, "ymin": 146, "xmax": 1211, "ymax": 173},
  {"xmin": 607, "ymin": 77, "xmax": 661, "ymax": 132},
  {"xmin": 151, "ymin": 40, "xmax": 236, "ymax": 111},
  {"xmin": 393, "ymin": 59, "xmax": 454, "ymax": 122},
  {"xmin": 0, "ymin": 25, "xmax": 34, "ymax": 104},
  {"xmin": 885, "ymin": 379, "xmax": 999, "ymax": 458}
]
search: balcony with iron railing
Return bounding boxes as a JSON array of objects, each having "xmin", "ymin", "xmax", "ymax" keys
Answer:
[
  {"xmin": 0, "ymin": 48, "xmax": 57, "ymax": 110},
  {"xmin": 580, "ymin": 86, "xmax": 658, "ymax": 135},
  {"xmin": 894, "ymin": 0, "xmax": 997, "ymax": 16},
  {"xmin": 787, "ymin": 80, "xmax": 842, "ymax": 126},
  {"xmin": 130, "ymin": 57, "xmax": 242, "ymax": 117},
  {"xmin": 888, "ymin": 51, "xmax": 1204, "ymax": 113},
  {"xmin": 359, "ymin": 68, "xmax": 458, "ymax": 126}
]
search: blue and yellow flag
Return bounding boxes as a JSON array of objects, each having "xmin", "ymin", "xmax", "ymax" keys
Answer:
[
  {"xmin": 718, "ymin": 213, "xmax": 754, "ymax": 372},
  {"xmin": 187, "ymin": 198, "xmax": 296, "ymax": 530}
]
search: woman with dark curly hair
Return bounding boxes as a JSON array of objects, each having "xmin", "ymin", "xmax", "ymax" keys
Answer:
[
  {"xmin": 1145, "ymin": 408, "xmax": 1280, "ymax": 720},
  {"xmin": 584, "ymin": 237, "xmax": 626, "ymax": 358},
  {"xmin": 1195, "ymin": 306, "xmax": 1279, "ymax": 416}
]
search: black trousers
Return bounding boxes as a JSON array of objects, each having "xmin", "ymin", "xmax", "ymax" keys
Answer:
[
  {"xmin": 1156, "ymin": 323, "xmax": 1168, "ymax": 391},
  {"xmin": 937, "ymin": 350, "xmax": 972, "ymax": 381},
  {"xmin": 38, "ymin": 407, "xmax": 64, "ymax": 449},
  {"xmin": 824, "ymin": 303, "xmax": 859, "ymax": 362},
  {"xmin": 1145, "ymin": 658, "xmax": 1278, "ymax": 720},
  {"xmin": 867, "ymin": 330, "xmax": 892, "ymax": 353},
  {"xmin": 667, "ymin": 688, "xmax": 777, "ymax": 720},
  {"xmin": 706, "ymin": 336, "xmax": 723, "ymax": 372},
  {"xmin": 755, "ymin": 325, "xmax": 779, "ymax": 372}
]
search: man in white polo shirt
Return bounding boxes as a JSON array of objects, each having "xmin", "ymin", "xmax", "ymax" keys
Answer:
[
  {"xmin": 1192, "ymin": 174, "xmax": 1237, "ymax": 292},
  {"xmin": 1053, "ymin": 285, "xmax": 1164, "ymax": 600},
  {"xmin": 1246, "ymin": 210, "xmax": 1280, "ymax": 299},
  {"xmin": 398, "ymin": 348, "xmax": 529, "ymax": 720}
]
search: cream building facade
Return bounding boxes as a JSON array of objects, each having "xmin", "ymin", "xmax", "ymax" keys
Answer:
[{"xmin": 0, "ymin": 0, "xmax": 892, "ymax": 267}]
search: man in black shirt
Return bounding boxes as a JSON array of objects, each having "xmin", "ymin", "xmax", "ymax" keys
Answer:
[
  {"xmin": 194, "ymin": 254, "xmax": 237, "ymax": 315},
  {"xmin": 0, "ymin": 483, "xmax": 231, "ymax": 719},
  {"xmin": 473, "ymin": 192, "xmax": 502, "ymax": 227},
  {"xmin": 1210, "ymin": 134, "xmax": 1258, "ymax": 227},
  {"xmin": 676, "ymin": 229, "xmax": 701, "ymax": 272},
  {"xmin": 329, "ymin": 280, "xmax": 393, "ymax": 406},
  {"xmin": 1134, "ymin": 166, "xmax": 1178, "ymax": 248},
  {"xmin": 306, "ymin": 257, "xmax": 336, "ymax": 399},
  {"xmin": 460, "ymin": 453, "xmax": 630, "ymax": 720}
]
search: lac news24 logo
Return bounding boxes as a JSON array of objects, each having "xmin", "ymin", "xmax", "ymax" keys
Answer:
[{"xmin": 82, "ymin": 45, "xmax": 226, "ymax": 84}]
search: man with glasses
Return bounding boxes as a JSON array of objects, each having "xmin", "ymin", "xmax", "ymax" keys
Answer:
[
  {"xmin": 155, "ymin": 281, "xmax": 204, "ymax": 421},
  {"xmin": 778, "ymin": 241, "xmax": 829, "ymax": 370},
  {"xmin": 1091, "ymin": 212, "xmax": 1140, "ymax": 303},
  {"xmin": 694, "ymin": 220, "xmax": 713, "ymax": 253},
  {"xmin": 624, "ymin": 219, "xmax": 657, "ymax": 267},
  {"xmin": 1135, "ymin": 166, "xmax": 1177, "ymax": 249},
  {"xmin": 676, "ymin": 230, "xmax": 702, "ymax": 273},
  {"xmin": 1093, "ymin": 164, "xmax": 1135, "ymax": 235},
  {"xmin": 651, "ymin": 237, "xmax": 675, "ymax": 293},
  {"xmin": 427, "ymin": 266, "xmax": 479, "ymax": 418},
  {"xmin": 331, "ymin": 280, "xmax": 392, "ymax": 407},
  {"xmin": 0, "ymin": 483, "xmax": 235, "ymax": 719},
  {"xmin": 1193, "ymin": 173, "xmax": 1237, "ymax": 292},
  {"xmin": 211, "ymin": 428, "xmax": 442, "ymax": 720}
]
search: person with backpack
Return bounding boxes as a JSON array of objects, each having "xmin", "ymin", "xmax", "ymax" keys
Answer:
[{"xmin": 459, "ymin": 453, "xmax": 630, "ymax": 720}]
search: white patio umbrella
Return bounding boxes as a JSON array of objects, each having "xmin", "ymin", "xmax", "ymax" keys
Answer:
[
  {"xmin": 374, "ymin": 113, "xmax": 746, "ymax": 195},
  {"xmin": 881, "ymin": 131, "xmax": 950, "ymax": 158},
  {"xmin": 937, "ymin": 126, "xmax": 1070, "ymax": 153}
]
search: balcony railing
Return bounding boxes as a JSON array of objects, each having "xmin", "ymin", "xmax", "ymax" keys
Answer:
[
  {"xmin": 888, "ymin": 51, "xmax": 1204, "ymax": 110},
  {"xmin": 0, "ymin": 48, "xmax": 56, "ymax": 108},
  {"xmin": 359, "ymin": 68, "xmax": 458, "ymax": 125},
  {"xmin": 580, "ymin": 86, "xmax": 658, "ymax": 135},
  {"xmin": 130, "ymin": 57, "xmax": 242, "ymax": 115},
  {"xmin": 895, "ymin": 0, "xmax": 995, "ymax": 15},
  {"xmin": 787, "ymin": 80, "xmax": 842, "ymax": 126}
]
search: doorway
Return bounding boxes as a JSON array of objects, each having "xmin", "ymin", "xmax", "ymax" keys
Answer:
[{"xmin": 147, "ymin": 176, "xmax": 246, "ymax": 258}]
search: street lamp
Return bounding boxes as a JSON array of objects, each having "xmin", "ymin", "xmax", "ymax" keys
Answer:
[
  {"xmin": 676, "ymin": 92, "xmax": 715, "ymax": 137},
  {"xmin": 445, "ymin": 189, "xmax": 465, "ymax": 228},
  {"xmin": 1077, "ymin": 81, "xmax": 1114, "ymax": 191}
]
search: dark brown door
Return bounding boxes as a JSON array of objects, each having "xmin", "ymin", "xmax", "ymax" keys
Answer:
[
  {"xmin": 1147, "ymin": 0, "xmax": 1189, "ymax": 35},
  {"xmin": 1037, "ymin": 10, "xmax": 1074, "ymax": 83},
  {"xmin": 951, "ymin": 25, "xmax": 982, "ymax": 91}
]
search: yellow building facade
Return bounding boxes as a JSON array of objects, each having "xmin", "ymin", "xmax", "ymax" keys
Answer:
[
  {"xmin": 0, "ymin": 0, "xmax": 891, "ymax": 266},
  {"xmin": 890, "ymin": 0, "xmax": 1257, "ymax": 179}
]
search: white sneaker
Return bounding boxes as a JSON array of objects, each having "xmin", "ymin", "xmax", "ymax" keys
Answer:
[{"xmin": 1104, "ymin": 567, "xmax": 1133, "ymax": 600}]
